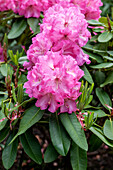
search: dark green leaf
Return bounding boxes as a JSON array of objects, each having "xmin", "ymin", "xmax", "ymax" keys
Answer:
[
  {"xmin": 20, "ymin": 130, "xmax": 42, "ymax": 164},
  {"xmin": 44, "ymin": 144, "xmax": 59, "ymax": 163},
  {"xmin": 98, "ymin": 32, "xmax": 112, "ymax": 43},
  {"xmin": 89, "ymin": 134, "xmax": 102, "ymax": 152},
  {"xmin": 87, "ymin": 109, "xmax": 107, "ymax": 118},
  {"xmin": 0, "ymin": 127, "xmax": 9, "ymax": 143},
  {"xmin": 27, "ymin": 18, "xmax": 39, "ymax": 33},
  {"xmin": 70, "ymin": 141, "xmax": 87, "ymax": 170},
  {"xmin": 90, "ymin": 126, "xmax": 113, "ymax": 147},
  {"xmin": 59, "ymin": 113, "xmax": 88, "ymax": 151},
  {"xmin": 18, "ymin": 74, "xmax": 27, "ymax": 84},
  {"xmin": 8, "ymin": 19, "xmax": 27, "ymax": 39},
  {"xmin": 49, "ymin": 114, "xmax": 70, "ymax": 156},
  {"xmin": 83, "ymin": 50, "xmax": 103, "ymax": 63},
  {"xmin": 96, "ymin": 88, "xmax": 112, "ymax": 110},
  {"xmin": 103, "ymin": 120, "xmax": 113, "ymax": 140},
  {"xmin": 94, "ymin": 71, "xmax": 105, "ymax": 86},
  {"xmin": 90, "ymin": 63, "xmax": 113, "ymax": 69},
  {"xmin": 10, "ymin": 106, "xmax": 44, "ymax": 143},
  {"xmin": 2, "ymin": 133, "xmax": 18, "ymax": 169},
  {"xmin": 0, "ymin": 110, "xmax": 7, "ymax": 130},
  {"xmin": 82, "ymin": 65, "xmax": 93, "ymax": 84},
  {"xmin": 100, "ymin": 72, "xmax": 113, "ymax": 87}
]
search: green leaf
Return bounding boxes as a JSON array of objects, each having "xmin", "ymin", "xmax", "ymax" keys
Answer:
[
  {"xmin": 103, "ymin": 120, "xmax": 113, "ymax": 140},
  {"xmin": 90, "ymin": 63, "xmax": 113, "ymax": 69},
  {"xmin": 103, "ymin": 56, "xmax": 113, "ymax": 61},
  {"xmin": 107, "ymin": 51, "xmax": 113, "ymax": 56},
  {"xmin": 100, "ymin": 72, "xmax": 113, "ymax": 87},
  {"xmin": 82, "ymin": 65, "xmax": 93, "ymax": 84},
  {"xmin": 83, "ymin": 44, "xmax": 106, "ymax": 53},
  {"xmin": 99, "ymin": 17, "xmax": 113, "ymax": 27},
  {"xmin": 70, "ymin": 141, "xmax": 87, "ymax": 170},
  {"xmin": 94, "ymin": 71, "xmax": 105, "ymax": 86},
  {"xmin": 49, "ymin": 114, "xmax": 70, "ymax": 156},
  {"xmin": 98, "ymin": 32, "xmax": 113, "ymax": 43},
  {"xmin": 8, "ymin": 19, "xmax": 27, "ymax": 39},
  {"xmin": 0, "ymin": 63, "xmax": 13, "ymax": 76},
  {"xmin": 17, "ymin": 84, "xmax": 24, "ymax": 104},
  {"xmin": 10, "ymin": 106, "xmax": 44, "ymax": 143},
  {"xmin": 90, "ymin": 126, "xmax": 113, "ymax": 147},
  {"xmin": 18, "ymin": 56, "xmax": 27, "ymax": 65},
  {"xmin": 0, "ymin": 127, "xmax": 9, "ymax": 143},
  {"xmin": 93, "ymin": 28, "xmax": 104, "ymax": 33},
  {"xmin": 87, "ymin": 110, "xmax": 107, "ymax": 118},
  {"xmin": 89, "ymin": 134, "xmax": 102, "ymax": 152},
  {"xmin": 0, "ymin": 110, "xmax": 7, "ymax": 130},
  {"xmin": 20, "ymin": 130, "xmax": 42, "ymax": 164},
  {"xmin": 59, "ymin": 113, "xmax": 88, "ymax": 151},
  {"xmin": 87, "ymin": 20, "xmax": 103, "ymax": 26},
  {"xmin": 83, "ymin": 50, "xmax": 103, "ymax": 63},
  {"xmin": 18, "ymin": 74, "xmax": 27, "ymax": 84},
  {"xmin": 27, "ymin": 18, "xmax": 39, "ymax": 33},
  {"xmin": 96, "ymin": 88, "xmax": 112, "ymax": 110},
  {"xmin": 2, "ymin": 133, "xmax": 18, "ymax": 169},
  {"xmin": 44, "ymin": 144, "xmax": 59, "ymax": 163}
]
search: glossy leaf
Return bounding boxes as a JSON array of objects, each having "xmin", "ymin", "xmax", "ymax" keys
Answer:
[
  {"xmin": 10, "ymin": 106, "xmax": 44, "ymax": 143},
  {"xmin": 90, "ymin": 126, "xmax": 113, "ymax": 147},
  {"xmin": 100, "ymin": 72, "xmax": 113, "ymax": 87},
  {"xmin": 103, "ymin": 56, "xmax": 113, "ymax": 61},
  {"xmin": 83, "ymin": 50, "xmax": 103, "ymax": 63},
  {"xmin": 59, "ymin": 112, "xmax": 88, "ymax": 151},
  {"xmin": 49, "ymin": 114, "xmax": 70, "ymax": 156},
  {"xmin": 94, "ymin": 71, "xmax": 105, "ymax": 86},
  {"xmin": 96, "ymin": 88, "xmax": 112, "ymax": 110},
  {"xmin": 44, "ymin": 144, "xmax": 59, "ymax": 163},
  {"xmin": 103, "ymin": 120, "xmax": 113, "ymax": 140},
  {"xmin": 20, "ymin": 130, "xmax": 42, "ymax": 164},
  {"xmin": 87, "ymin": 20, "xmax": 103, "ymax": 26},
  {"xmin": 87, "ymin": 109, "xmax": 107, "ymax": 118},
  {"xmin": 89, "ymin": 134, "xmax": 102, "ymax": 152},
  {"xmin": 0, "ymin": 127, "xmax": 9, "ymax": 143},
  {"xmin": 107, "ymin": 51, "xmax": 113, "ymax": 56},
  {"xmin": 0, "ymin": 110, "xmax": 7, "ymax": 130},
  {"xmin": 0, "ymin": 63, "xmax": 13, "ymax": 76},
  {"xmin": 8, "ymin": 19, "xmax": 27, "ymax": 39},
  {"xmin": 2, "ymin": 133, "xmax": 18, "ymax": 169},
  {"xmin": 90, "ymin": 63, "xmax": 113, "ymax": 69},
  {"xmin": 70, "ymin": 141, "xmax": 87, "ymax": 170},
  {"xmin": 98, "ymin": 32, "xmax": 112, "ymax": 43},
  {"xmin": 27, "ymin": 17, "xmax": 39, "ymax": 33},
  {"xmin": 82, "ymin": 65, "xmax": 93, "ymax": 84}
]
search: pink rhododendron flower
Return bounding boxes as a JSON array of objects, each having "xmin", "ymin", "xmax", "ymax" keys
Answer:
[
  {"xmin": 72, "ymin": 0, "xmax": 103, "ymax": 20},
  {"xmin": 48, "ymin": 0, "xmax": 102, "ymax": 20},
  {"xmin": 85, "ymin": 0, "xmax": 103, "ymax": 20},
  {"xmin": 0, "ymin": 0, "xmax": 9, "ymax": 11},
  {"xmin": 24, "ymin": 51, "xmax": 84, "ymax": 113},
  {"xmin": 23, "ymin": 33, "xmax": 52, "ymax": 70},
  {"xmin": 41, "ymin": 4, "xmax": 90, "ymax": 47},
  {"xmin": 12, "ymin": 0, "xmax": 49, "ymax": 18},
  {"xmin": 52, "ymin": 39, "xmax": 91, "ymax": 66}
]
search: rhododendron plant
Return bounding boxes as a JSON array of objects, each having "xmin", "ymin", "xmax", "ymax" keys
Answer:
[{"xmin": 1, "ymin": 1, "xmax": 113, "ymax": 170}]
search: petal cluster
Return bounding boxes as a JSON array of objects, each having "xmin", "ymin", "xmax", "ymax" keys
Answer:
[
  {"xmin": 24, "ymin": 51, "xmax": 84, "ymax": 113},
  {"xmin": 0, "ymin": 0, "xmax": 102, "ymax": 20}
]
